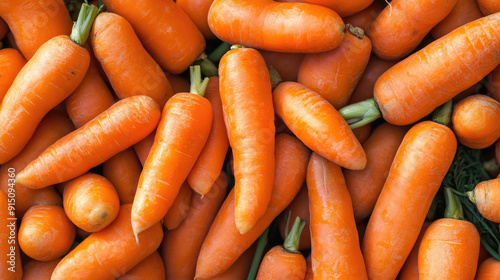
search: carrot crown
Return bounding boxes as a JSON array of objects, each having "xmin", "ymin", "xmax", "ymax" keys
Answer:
[
  {"xmin": 268, "ymin": 66, "xmax": 282, "ymax": 89},
  {"xmin": 432, "ymin": 100, "xmax": 452, "ymax": 126},
  {"xmin": 338, "ymin": 98, "xmax": 382, "ymax": 129},
  {"xmin": 444, "ymin": 187, "xmax": 464, "ymax": 220},
  {"xmin": 283, "ymin": 216, "xmax": 306, "ymax": 253},
  {"xmin": 70, "ymin": 3, "xmax": 99, "ymax": 47},
  {"xmin": 189, "ymin": 65, "xmax": 209, "ymax": 97}
]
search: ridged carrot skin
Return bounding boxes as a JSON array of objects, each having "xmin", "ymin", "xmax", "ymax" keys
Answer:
[
  {"xmin": 273, "ymin": 81, "xmax": 366, "ymax": 170},
  {"xmin": 256, "ymin": 246, "xmax": 306, "ymax": 280},
  {"xmin": 0, "ymin": 48, "xmax": 26, "ymax": 102},
  {"xmin": 208, "ymin": 0, "xmax": 345, "ymax": 53},
  {"xmin": 0, "ymin": 0, "xmax": 72, "ymax": 60},
  {"xmin": 486, "ymin": 65, "xmax": 500, "ymax": 102},
  {"xmin": 103, "ymin": 148, "xmax": 141, "ymax": 204},
  {"xmin": 418, "ymin": 218, "xmax": 480, "ymax": 280},
  {"xmin": 0, "ymin": 35, "xmax": 89, "ymax": 164},
  {"xmin": 475, "ymin": 258, "xmax": 500, "ymax": 279},
  {"xmin": 51, "ymin": 204, "xmax": 163, "ymax": 280},
  {"xmin": 102, "ymin": 0, "xmax": 205, "ymax": 74},
  {"xmin": 301, "ymin": 0, "xmax": 373, "ymax": 17},
  {"xmin": 362, "ymin": 121, "xmax": 457, "ymax": 280},
  {"xmin": 117, "ymin": 251, "xmax": 165, "ymax": 280},
  {"xmin": 431, "ymin": 0, "xmax": 483, "ymax": 39},
  {"xmin": 374, "ymin": 13, "xmax": 500, "ymax": 125},
  {"xmin": 308, "ymin": 153, "xmax": 368, "ymax": 280},
  {"xmin": 163, "ymin": 181, "xmax": 192, "ymax": 230},
  {"xmin": 177, "ymin": 0, "xmax": 215, "ymax": 39},
  {"xmin": 195, "ymin": 134, "xmax": 310, "ymax": 279},
  {"xmin": 398, "ymin": 222, "xmax": 431, "ymax": 280},
  {"xmin": 0, "ymin": 191, "xmax": 23, "ymax": 280},
  {"xmin": 16, "ymin": 96, "xmax": 161, "ymax": 189},
  {"xmin": 22, "ymin": 258, "xmax": 60, "ymax": 280},
  {"xmin": 219, "ymin": 48, "xmax": 275, "ymax": 234},
  {"xmin": 477, "ymin": 0, "xmax": 500, "ymax": 15},
  {"xmin": 469, "ymin": 178, "xmax": 500, "ymax": 223}
]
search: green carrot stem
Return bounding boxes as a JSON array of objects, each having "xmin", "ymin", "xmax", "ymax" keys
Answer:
[
  {"xmin": 432, "ymin": 100, "xmax": 452, "ymax": 126},
  {"xmin": 190, "ymin": 65, "xmax": 209, "ymax": 97},
  {"xmin": 247, "ymin": 227, "xmax": 270, "ymax": 280},
  {"xmin": 338, "ymin": 98, "xmax": 382, "ymax": 129},
  {"xmin": 70, "ymin": 3, "xmax": 99, "ymax": 47}
]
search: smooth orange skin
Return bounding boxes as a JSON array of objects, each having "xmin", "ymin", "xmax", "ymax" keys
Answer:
[
  {"xmin": 103, "ymin": 148, "xmax": 141, "ymax": 204},
  {"xmin": 398, "ymin": 222, "xmax": 431, "ymax": 280},
  {"xmin": 134, "ymin": 130, "xmax": 155, "ymax": 166},
  {"xmin": 298, "ymin": 28, "xmax": 372, "ymax": 108},
  {"xmin": 260, "ymin": 50, "xmax": 304, "ymax": 82},
  {"xmin": 344, "ymin": 123, "xmax": 406, "ymax": 222},
  {"xmin": 419, "ymin": 219, "xmax": 480, "ymax": 280},
  {"xmin": 478, "ymin": 0, "xmax": 500, "ymax": 15},
  {"xmin": 0, "ymin": 35, "xmax": 89, "ymax": 164},
  {"xmin": 163, "ymin": 173, "xmax": 228, "ymax": 280},
  {"xmin": 177, "ymin": 0, "xmax": 215, "ymax": 39},
  {"xmin": 51, "ymin": 204, "xmax": 163, "ymax": 280},
  {"xmin": 22, "ymin": 258, "xmax": 60, "ymax": 280},
  {"xmin": 163, "ymin": 181, "xmax": 192, "ymax": 230},
  {"xmin": 0, "ymin": 48, "xmax": 26, "ymax": 102},
  {"xmin": 198, "ymin": 245, "xmax": 255, "ymax": 280},
  {"xmin": 117, "ymin": 251, "xmax": 165, "ymax": 280},
  {"xmin": 102, "ymin": 0, "xmax": 205, "ymax": 74},
  {"xmin": 273, "ymin": 81, "xmax": 366, "ymax": 170},
  {"xmin": 368, "ymin": 0, "xmax": 457, "ymax": 60},
  {"xmin": 195, "ymin": 134, "xmax": 310, "ymax": 279},
  {"xmin": 208, "ymin": 0, "xmax": 345, "ymax": 53},
  {"xmin": 486, "ymin": 65, "xmax": 500, "ymax": 102},
  {"xmin": 475, "ymin": 258, "xmax": 500, "ymax": 279},
  {"xmin": 302, "ymin": 0, "xmax": 373, "ymax": 17},
  {"xmin": 0, "ymin": 17, "xmax": 7, "ymax": 39},
  {"xmin": 375, "ymin": 14, "xmax": 500, "ymax": 126},
  {"xmin": 343, "ymin": 1, "xmax": 384, "ymax": 32},
  {"xmin": 452, "ymin": 95, "xmax": 500, "ymax": 149},
  {"xmin": 0, "ymin": 191, "xmax": 23, "ymax": 280},
  {"xmin": 16, "ymin": 96, "xmax": 161, "ymax": 189},
  {"xmin": 219, "ymin": 48, "xmax": 275, "ymax": 234},
  {"xmin": 278, "ymin": 185, "xmax": 311, "ymax": 250},
  {"xmin": 91, "ymin": 12, "xmax": 173, "ymax": 107},
  {"xmin": 256, "ymin": 246, "xmax": 306, "ymax": 280},
  {"xmin": 472, "ymin": 178, "xmax": 500, "ymax": 223},
  {"xmin": 188, "ymin": 78, "xmax": 230, "ymax": 196},
  {"xmin": 431, "ymin": 0, "xmax": 483, "ymax": 39},
  {"xmin": 0, "ymin": 0, "xmax": 72, "ymax": 60},
  {"xmin": 132, "ymin": 93, "xmax": 212, "ymax": 235},
  {"xmin": 19, "ymin": 205, "xmax": 75, "ymax": 261},
  {"xmin": 308, "ymin": 153, "xmax": 368, "ymax": 280}
]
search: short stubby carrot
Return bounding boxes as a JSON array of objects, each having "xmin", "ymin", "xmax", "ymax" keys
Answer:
[
  {"xmin": 219, "ymin": 47, "xmax": 275, "ymax": 234},
  {"xmin": 374, "ymin": 13, "xmax": 500, "ymax": 125},
  {"xmin": 362, "ymin": 121, "xmax": 457, "ymax": 280},
  {"xmin": 260, "ymin": 51, "xmax": 304, "ymax": 82},
  {"xmin": 22, "ymin": 258, "xmax": 61, "ymax": 280},
  {"xmin": 117, "ymin": 251, "xmax": 165, "ymax": 280},
  {"xmin": 163, "ymin": 181, "xmax": 193, "ymax": 230},
  {"xmin": 102, "ymin": 0, "xmax": 205, "ymax": 74},
  {"xmin": 208, "ymin": 0, "xmax": 345, "ymax": 53},
  {"xmin": 16, "ymin": 95, "xmax": 161, "ymax": 189},
  {"xmin": 477, "ymin": 0, "xmax": 500, "ymax": 15},
  {"xmin": 301, "ymin": 0, "xmax": 373, "ymax": 17},
  {"xmin": 91, "ymin": 12, "xmax": 173, "ymax": 107},
  {"xmin": 0, "ymin": 191, "xmax": 23, "ymax": 280},
  {"xmin": 475, "ymin": 258, "xmax": 500, "ymax": 279},
  {"xmin": 487, "ymin": 65, "xmax": 500, "ymax": 102},
  {"xmin": 431, "ymin": 0, "xmax": 483, "ymax": 39},
  {"xmin": 468, "ymin": 178, "xmax": 500, "ymax": 223},
  {"xmin": 177, "ymin": 0, "xmax": 216, "ymax": 39},
  {"xmin": 0, "ymin": 48, "xmax": 26, "ymax": 102},
  {"xmin": 102, "ymin": 148, "xmax": 141, "ymax": 204},
  {"xmin": 398, "ymin": 222, "xmax": 431, "ymax": 280},
  {"xmin": 273, "ymin": 81, "xmax": 366, "ymax": 170},
  {"xmin": 367, "ymin": 0, "xmax": 457, "ymax": 60}
]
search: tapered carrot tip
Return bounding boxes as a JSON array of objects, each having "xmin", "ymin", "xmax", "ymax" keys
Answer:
[{"xmin": 235, "ymin": 208, "xmax": 258, "ymax": 234}]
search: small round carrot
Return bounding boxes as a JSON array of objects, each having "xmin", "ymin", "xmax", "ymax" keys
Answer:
[
  {"xmin": 117, "ymin": 251, "xmax": 165, "ymax": 280},
  {"xmin": 278, "ymin": 185, "xmax": 311, "ymax": 251},
  {"xmin": 301, "ymin": 0, "xmax": 373, "ymax": 17},
  {"xmin": 475, "ymin": 258, "xmax": 500, "ymax": 279},
  {"xmin": 0, "ymin": 17, "xmax": 7, "ymax": 40},
  {"xmin": 133, "ymin": 130, "xmax": 156, "ymax": 166},
  {"xmin": 166, "ymin": 74, "xmax": 191, "ymax": 94},
  {"xmin": 16, "ymin": 95, "xmax": 161, "ymax": 189},
  {"xmin": 0, "ymin": 191, "xmax": 23, "ymax": 280},
  {"xmin": 51, "ymin": 204, "xmax": 163, "ymax": 280},
  {"xmin": 398, "ymin": 222, "xmax": 431, "ymax": 280},
  {"xmin": 298, "ymin": 24, "xmax": 372, "ymax": 109},
  {"xmin": 273, "ymin": 81, "xmax": 366, "ymax": 170},
  {"xmin": 477, "ymin": 0, "xmax": 500, "ymax": 15},
  {"xmin": 431, "ymin": 0, "xmax": 483, "ymax": 39},
  {"xmin": 197, "ymin": 245, "xmax": 256, "ymax": 280},
  {"xmin": 163, "ymin": 181, "xmax": 193, "ymax": 230},
  {"xmin": 260, "ymin": 51, "xmax": 304, "ymax": 82},
  {"xmin": 452, "ymin": 95, "xmax": 500, "ymax": 149},
  {"xmin": 103, "ymin": 148, "xmax": 141, "ymax": 204},
  {"xmin": 22, "ymin": 258, "xmax": 61, "ymax": 280},
  {"xmin": 208, "ymin": 0, "xmax": 345, "ymax": 53},
  {"xmin": 90, "ymin": 12, "xmax": 173, "ymax": 107},
  {"xmin": 344, "ymin": 123, "xmax": 407, "ymax": 221},
  {"xmin": 19, "ymin": 205, "xmax": 75, "ymax": 261},
  {"xmin": 177, "ymin": 0, "xmax": 216, "ymax": 39},
  {"xmin": 486, "ymin": 65, "xmax": 500, "ymax": 102},
  {"xmin": 308, "ymin": 152, "xmax": 368, "ymax": 279},
  {"xmin": 468, "ymin": 178, "xmax": 500, "ymax": 223},
  {"xmin": 0, "ymin": 48, "xmax": 26, "ymax": 102},
  {"xmin": 343, "ymin": 1, "xmax": 384, "ymax": 32}
]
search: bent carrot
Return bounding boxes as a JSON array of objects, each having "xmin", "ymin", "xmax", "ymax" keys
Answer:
[
  {"xmin": 103, "ymin": 148, "xmax": 141, "ymax": 204},
  {"xmin": 278, "ymin": 185, "xmax": 311, "ymax": 250},
  {"xmin": 16, "ymin": 95, "xmax": 161, "ymax": 189},
  {"xmin": 260, "ymin": 51, "xmax": 304, "ymax": 82},
  {"xmin": 398, "ymin": 222, "xmax": 431, "ymax": 280},
  {"xmin": 431, "ymin": 0, "xmax": 483, "ymax": 39},
  {"xmin": 301, "ymin": 0, "xmax": 373, "ymax": 17},
  {"xmin": 22, "ymin": 258, "xmax": 60, "ymax": 280},
  {"xmin": 117, "ymin": 251, "xmax": 165, "ymax": 280},
  {"xmin": 0, "ymin": 191, "xmax": 22, "ymax": 280},
  {"xmin": 475, "ymin": 258, "xmax": 500, "ymax": 279},
  {"xmin": 0, "ymin": 48, "xmax": 25, "ymax": 102},
  {"xmin": 477, "ymin": 0, "xmax": 500, "ymax": 15},
  {"xmin": 177, "ymin": 0, "xmax": 215, "ymax": 39},
  {"xmin": 486, "ymin": 65, "xmax": 500, "ymax": 102},
  {"xmin": 468, "ymin": 178, "xmax": 500, "ymax": 223},
  {"xmin": 163, "ymin": 181, "xmax": 193, "ymax": 230}
]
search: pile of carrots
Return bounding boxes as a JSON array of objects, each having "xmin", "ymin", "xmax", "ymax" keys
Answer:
[{"xmin": 1, "ymin": 0, "xmax": 500, "ymax": 279}]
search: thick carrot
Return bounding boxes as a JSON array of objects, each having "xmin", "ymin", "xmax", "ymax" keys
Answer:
[
  {"xmin": 208, "ymin": 0, "xmax": 345, "ymax": 53},
  {"xmin": 431, "ymin": 0, "xmax": 483, "ymax": 39},
  {"xmin": 163, "ymin": 181, "xmax": 192, "ymax": 230},
  {"xmin": 362, "ymin": 121, "xmax": 457, "ymax": 280},
  {"xmin": 16, "ymin": 95, "xmax": 160, "ymax": 189},
  {"xmin": 22, "ymin": 258, "xmax": 60, "ymax": 280},
  {"xmin": 298, "ymin": 24, "xmax": 372, "ymax": 108},
  {"xmin": 278, "ymin": 185, "xmax": 311, "ymax": 250},
  {"xmin": 344, "ymin": 123, "xmax": 407, "ymax": 221},
  {"xmin": 219, "ymin": 47, "xmax": 275, "ymax": 234},
  {"xmin": 367, "ymin": 0, "xmax": 457, "ymax": 60},
  {"xmin": 103, "ymin": 148, "xmax": 141, "ymax": 204},
  {"xmin": 343, "ymin": 1, "xmax": 384, "ymax": 32},
  {"xmin": 187, "ymin": 77, "xmax": 229, "ymax": 196},
  {"xmin": 398, "ymin": 222, "xmax": 431, "ymax": 280},
  {"xmin": 0, "ymin": 48, "xmax": 26, "ymax": 102},
  {"xmin": 273, "ymin": 81, "xmax": 366, "ymax": 170},
  {"xmin": 0, "ymin": 17, "xmax": 7, "ymax": 40},
  {"xmin": 195, "ymin": 134, "xmax": 310, "ymax": 279},
  {"xmin": 51, "ymin": 204, "xmax": 163, "ymax": 280},
  {"xmin": 477, "ymin": 0, "xmax": 500, "ymax": 15},
  {"xmin": 486, "ymin": 65, "xmax": 500, "ymax": 102},
  {"xmin": 468, "ymin": 178, "xmax": 500, "ymax": 223},
  {"xmin": 117, "ymin": 251, "xmax": 165, "ymax": 280},
  {"xmin": 102, "ymin": 0, "xmax": 205, "ymax": 74},
  {"xmin": 133, "ymin": 130, "xmax": 155, "ymax": 166},
  {"xmin": 177, "ymin": 0, "xmax": 215, "ymax": 39},
  {"xmin": 162, "ymin": 172, "xmax": 228, "ymax": 280},
  {"xmin": 0, "ymin": 0, "xmax": 72, "ymax": 59},
  {"xmin": 308, "ymin": 152, "xmax": 368, "ymax": 279},
  {"xmin": 475, "ymin": 258, "xmax": 500, "ymax": 279},
  {"xmin": 301, "ymin": 0, "xmax": 373, "ymax": 17},
  {"xmin": 19, "ymin": 205, "xmax": 75, "ymax": 261},
  {"xmin": 90, "ymin": 12, "xmax": 173, "ymax": 107},
  {"xmin": 0, "ymin": 191, "xmax": 22, "ymax": 280},
  {"xmin": 260, "ymin": 51, "xmax": 304, "ymax": 82}
]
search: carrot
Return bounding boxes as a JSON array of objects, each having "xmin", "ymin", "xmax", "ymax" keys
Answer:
[
  {"xmin": 133, "ymin": 130, "xmax": 156, "ymax": 166},
  {"xmin": 362, "ymin": 120, "xmax": 457, "ymax": 280},
  {"xmin": 477, "ymin": 0, "xmax": 500, "ymax": 15},
  {"xmin": 297, "ymin": 24, "xmax": 372, "ymax": 108},
  {"xmin": 219, "ymin": 47, "xmax": 275, "ymax": 234},
  {"xmin": 166, "ymin": 74, "xmax": 191, "ymax": 94},
  {"xmin": 195, "ymin": 134, "xmax": 310, "ymax": 279},
  {"xmin": 177, "ymin": 0, "xmax": 215, "ymax": 39},
  {"xmin": 187, "ymin": 77, "xmax": 229, "ymax": 196},
  {"xmin": 367, "ymin": 0, "xmax": 457, "ymax": 60},
  {"xmin": 0, "ymin": 191, "xmax": 22, "ymax": 280},
  {"xmin": 162, "ymin": 172, "xmax": 228, "ymax": 280},
  {"xmin": 103, "ymin": 148, "xmax": 141, "ymax": 204},
  {"xmin": 260, "ymin": 51, "xmax": 304, "ymax": 82},
  {"xmin": 343, "ymin": 1, "xmax": 384, "ymax": 32},
  {"xmin": 273, "ymin": 81, "xmax": 366, "ymax": 170},
  {"xmin": 208, "ymin": 0, "xmax": 345, "ymax": 53},
  {"xmin": 431, "ymin": 0, "xmax": 483, "ymax": 39},
  {"xmin": 352, "ymin": 123, "xmax": 372, "ymax": 144},
  {"xmin": 132, "ymin": 66, "xmax": 212, "ymax": 237},
  {"xmin": 90, "ymin": 12, "xmax": 173, "ymax": 107},
  {"xmin": 398, "ymin": 222, "xmax": 431, "ymax": 280},
  {"xmin": 163, "ymin": 181, "xmax": 193, "ymax": 230},
  {"xmin": 475, "ymin": 258, "xmax": 500, "ymax": 279},
  {"xmin": 19, "ymin": 205, "xmax": 75, "ymax": 261},
  {"xmin": 486, "ymin": 65, "xmax": 500, "ymax": 102},
  {"xmin": 16, "ymin": 95, "xmax": 161, "ymax": 189},
  {"xmin": 51, "ymin": 204, "xmax": 163, "ymax": 280},
  {"xmin": 22, "ymin": 258, "xmax": 61, "ymax": 280},
  {"xmin": 452, "ymin": 95, "xmax": 500, "ymax": 149},
  {"xmin": 0, "ymin": 0, "xmax": 72, "ymax": 59},
  {"xmin": 301, "ymin": 0, "xmax": 373, "ymax": 17},
  {"xmin": 117, "ymin": 251, "xmax": 165, "ymax": 280},
  {"xmin": 468, "ymin": 177, "xmax": 500, "ymax": 223},
  {"xmin": 278, "ymin": 185, "xmax": 311, "ymax": 250},
  {"xmin": 101, "ymin": 0, "xmax": 205, "ymax": 74},
  {"xmin": 0, "ymin": 48, "xmax": 26, "ymax": 102},
  {"xmin": 304, "ymin": 255, "xmax": 313, "ymax": 280},
  {"xmin": 308, "ymin": 152, "xmax": 368, "ymax": 279},
  {"xmin": 0, "ymin": 17, "xmax": 7, "ymax": 40},
  {"xmin": 344, "ymin": 123, "xmax": 407, "ymax": 221},
  {"xmin": 199, "ymin": 246, "xmax": 255, "ymax": 280}
]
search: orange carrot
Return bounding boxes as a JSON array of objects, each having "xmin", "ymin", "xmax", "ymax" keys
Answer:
[
  {"xmin": 343, "ymin": 1, "xmax": 384, "ymax": 32},
  {"xmin": 475, "ymin": 258, "xmax": 500, "ymax": 279},
  {"xmin": 468, "ymin": 178, "xmax": 500, "ymax": 223},
  {"xmin": 431, "ymin": 0, "xmax": 483, "ymax": 39},
  {"xmin": 260, "ymin": 51, "xmax": 304, "ymax": 82},
  {"xmin": 198, "ymin": 245, "xmax": 256, "ymax": 280},
  {"xmin": 103, "ymin": 148, "xmax": 141, "ymax": 204},
  {"xmin": 0, "ymin": 191, "xmax": 22, "ymax": 280},
  {"xmin": 278, "ymin": 185, "xmax": 311, "ymax": 251},
  {"xmin": 163, "ymin": 181, "xmax": 193, "ymax": 230},
  {"xmin": 301, "ymin": 0, "xmax": 373, "ymax": 17},
  {"xmin": 477, "ymin": 0, "xmax": 500, "ymax": 15},
  {"xmin": 0, "ymin": 48, "xmax": 25, "ymax": 102},
  {"xmin": 398, "ymin": 222, "xmax": 431, "ymax": 280},
  {"xmin": 16, "ymin": 95, "xmax": 161, "ymax": 189},
  {"xmin": 22, "ymin": 258, "xmax": 61, "ymax": 280},
  {"xmin": 177, "ymin": 0, "xmax": 216, "ymax": 39},
  {"xmin": 117, "ymin": 251, "xmax": 165, "ymax": 280},
  {"xmin": 486, "ymin": 65, "xmax": 500, "ymax": 102}
]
